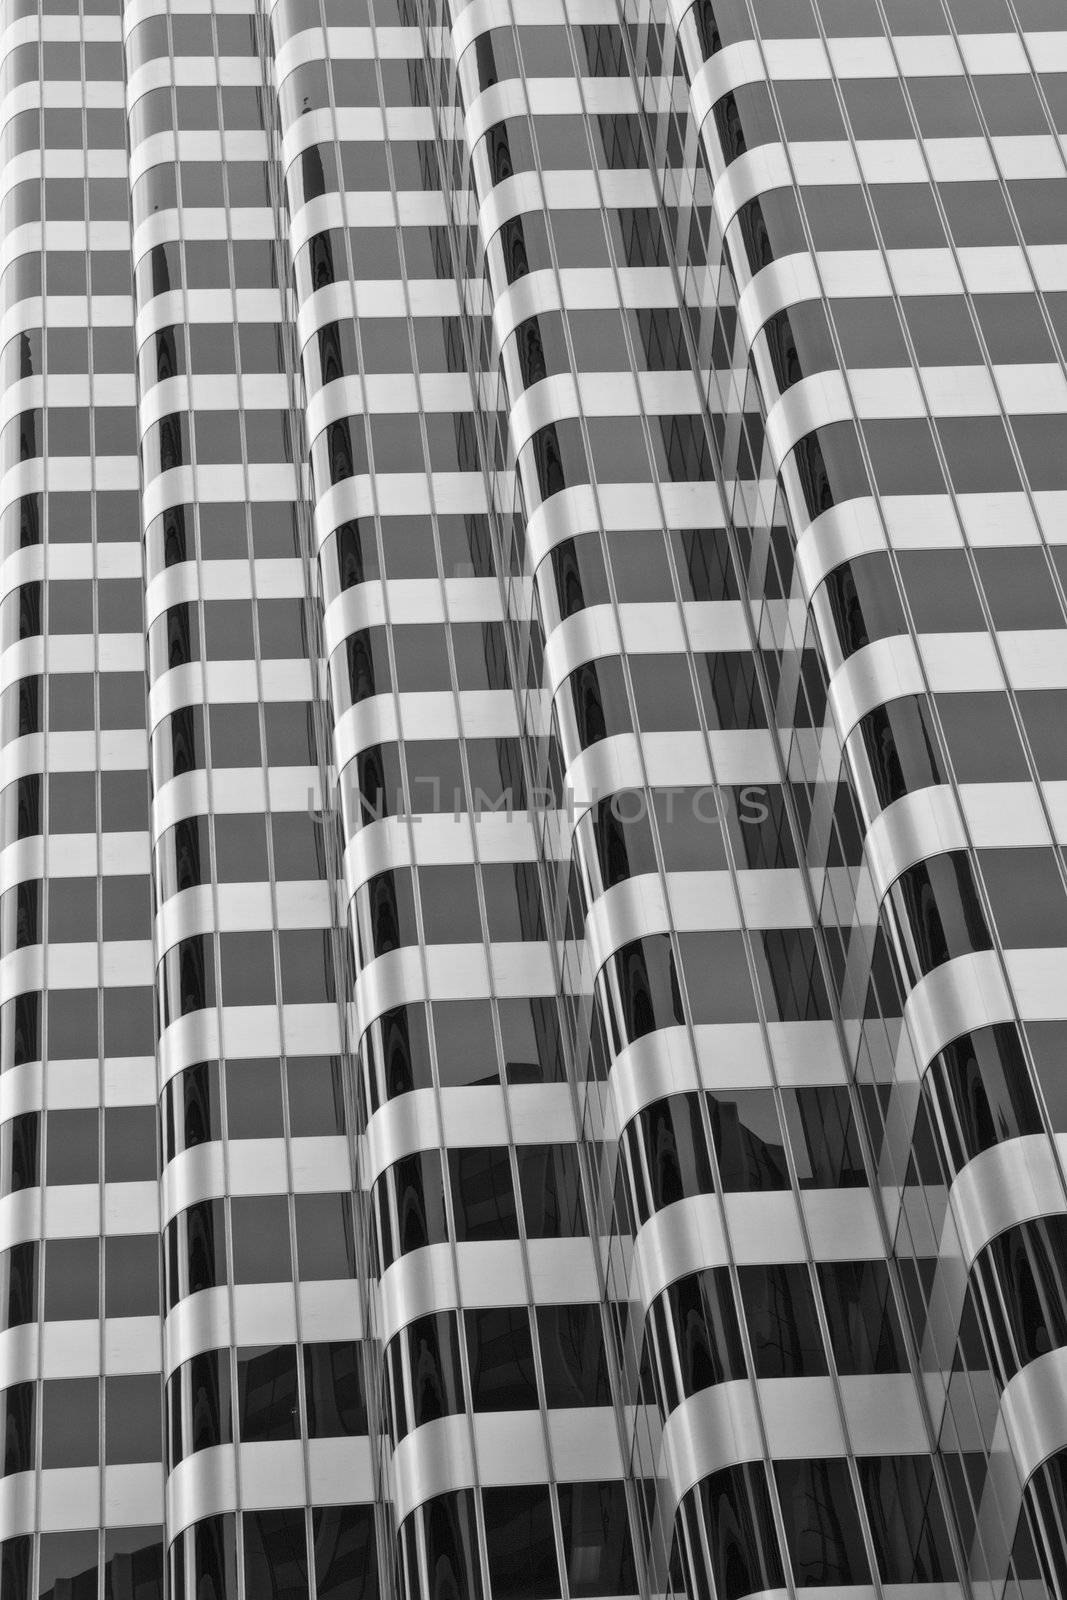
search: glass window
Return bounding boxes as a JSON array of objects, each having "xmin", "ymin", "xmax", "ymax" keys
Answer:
[
  {"xmin": 219, "ymin": 932, "xmax": 275, "ymax": 1006},
  {"xmin": 629, "ymin": 656, "xmax": 698, "ymax": 733},
  {"xmin": 449, "ymin": 1147, "xmax": 517, "ymax": 1241},
  {"xmin": 213, "ymin": 815, "xmax": 269, "ymax": 885},
  {"xmin": 102, "ymin": 1531, "xmax": 164, "ymax": 1600},
  {"xmin": 0, "ymin": 1243, "xmax": 37, "ymax": 1328},
  {"xmin": 738, "ymin": 1263, "xmax": 826, "ymax": 1377},
  {"xmin": 1017, "ymin": 415, "xmax": 1067, "ymax": 491},
  {"xmin": 172, "ymin": 1200, "xmax": 227, "ymax": 1305},
  {"xmin": 782, "ymin": 422, "xmax": 869, "ymax": 522},
  {"xmin": 104, "ymin": 1106, "xmax": 156, "ymax": 1181},
  {"xmin": 499, "ymin": 999, "xmax": 564, "ymax": 1086},
  {"xmin": 882, "ymin": 851, "xmax": 992, "ymax": 987},
  {"xmin": 105, "ymin": 1374, "xmax": 160, "ymax": 1463},
  {"xmin": 522, "ymin": 419, "xmax": 589, "ymax": 506},
  {"xmin": 936, "ymin": 692, "xmax": 1028, "ymax": 782},
  {"xmin": 939, "ymin": 416, "xmax": 1020, "ymax": 495},
  {"xmin": 924, "ymin": 1024, "xmax": 1042, "ymax": 1172},
  {"xmin": 760, "ymin": 302, "xmax": 836, "ymax": 392},
  {"xmin": 775, "ymin": 1459, "xmax": 870, "ymax": 1586},
  {"xmin": 105, "ymin": 1235, "xmax": 159, "ymax": 1317},
  {"xmin": 41, "ymin": 1376, "xmax": 98, "ymax": 1467},
  {"xmin": 1007, "ymin": 179, "xmax": 1067, "ymax": 247},
  {"xmin": 865, "ymin": 419, "xmax": 944, "ymax": 495},
  {"xmin": 46, "ymin": 1108, "xmax": 98, "ymax": 1183},
  {"xmin": 0, "ymin": 1382, "xmax": 33, "ymax": 1477},
  {"xmin": 264, "ymin": 703, "xmax": 314, "ymax": 766},
  {"xmin": 163, "ymin": 1062, "xmax": 221, "ymax": 1159},
  {"xmin": 937, "ymin": 180, "xmax": 1013, "ymax": 247},
  {"xmin": 187, "ymin": 1349, "xmax": 232, "ymax": 1454},
  {"xmin": 815, "ymin": 553, "xmax": 907, "ymax": 666},
  {"xmin": 0, "ymin": 1120, "xmax": 37, "ymax": 1196},
  {"xmin": 49, "ymin": 579, "xmax": 93, "ymax": 634},
  {"xmin": 974, "ymin": 293, "xmax": 1055, "ymax": 363},
  {"xmin": 287, "ymin": 1056, "xmax": 345, "ymax": 1136},
  {"xmin": 598, "ymin": 934, "xmax": 686, "ymax": 1052},
  {"xmin": 755, "ymin": 929, "xmax": 831, "ymax": 1022},
  {"xmin": 432, "ymin": 1001, "xmax": 498, "ymax": 1090},
  {"xmin": 980, "ymin": 1211, "xmax": 1067, "ymax": 1374},
  {"xmin": 784, "ymin": 1088, "xmax": 867, "ymax": 1188},
  {"xmin": 678, "ymin": 932, "xmax": 758, "ymax": 1025},
  {"xmin": 400, "ymin": 1313, "xmax": 462, "ymax": 1436},
  {"xmin": 908, "ymin": 75, "xmax": 980, "ymax": 138},
  {"xmin": 312, "ymin": 1506, "xmax": 378, "ymax": 1600},
  {"xmin": 375, "ymin": 1151, "xmax": 448, "ymax": 1267},
  {"xmin": 651, "ymin": 789, "xmax": 729, "ymax": 874},
  {"xmin": 482, "ymin": 1487, "xmax": 559, "ymax": 1600},
  {"xmin": 537, "ymin": 1304, "xmax": 610, "ymax": 1408},
  {"xmin": 976, "ymin": 548, "xmax": 1061, "ymax": 628},
  {"xmin": 537, "ymin": 534, "xmax": 608, "ymax": 630},
  {"xmin": 859, "ymin": 1456, "xmax": 956, "ymax": 1582},
  {"xmin": 0, "ymin": 1529, "xmax": 29, "ymax": 1593},
  {"xmin": 623, "ymin": 1093, "xmax": 713, "ymax": 1226},
  {"xmin": 243, "ymin": 1510, "xmax": 309, "ymax": 1600},
  {"xmin": 842, "ymin": 78, "xmax": 911, "ymax": 137},
  {"xmin": 466, "ymin": 1306, "xmax": 537, "ymax": 1410},
  {"xmin": 38, "ymin": 1533, "xmax": 98, "ymax": 1599},
  {"xmin": 516, "ymin": 1145, "xmax": 586, "ymax": 1237},
  {"xmin": 361, "ymin": 1008, "xmax": 433, "ymax": 1105},
  {"xmin": 49, "ymin": 674, "xmax": 93, "ymax": 732},
  {"xmin": 417, "ymin": 1493, "xmax": 483, "ymax": 1600},
  {"xmin": 774, "ymin": 80, "xmax": 845, "ymax": 139},
  {"xmin": 708, "ymin": 1090, "xmax": 789, "ymax": 1191},
  {"xmin": 230, "ymin": 1195, "xmax": 291, "ymax": 1283},
  {"xmin": 684, "ymin": 1464, "xmax": 784, "ymax": 1600},
  {"xmin": 1025, "ymin": 1023, "xmax": 1067, "ymax": 1132},
  {"xmin": 100, "ymin": 772, "xmax": 147, "ymax": 833},
  {"xmin": 654, "ymin": 415, "xmax": 712, "ymax": 484},
  {"xmin": 209, "ymin": 704, "xmax": 261, "ymax": 766},
  {"xmin": 979, "ymin": 848, "xmax": 1067, "ymax": 948},
  {"xmin": 304, "ymin": 1342, "xmax": 365, "ymax": 1436},
  {"xmin": 818, "ymin": 1260, "xmax": 907, "ymax": 1374},
  {"xmin": 660, "ymin": 1267, "xmax": 746, "ymax": 1403},
  {"xmin": 901, "ymin": 296, "xmax": 981, "ymax": 365},
  {"xmin": 237, "ymin": 1345, "xmax": 299, "ymax": 1441},
  {"xmin": 850, "ymin": 695, "xmax": 945, "ymax": 812},
  {"xmin": 481, "ymin": 863, "xmax": 544, "ymax": 942},
  {"xmin": 295, "ymin": 1194, "xmax": 355, "ymax": 1279},
  {"xmin": 279, "ymin": 930, "xmax": 334, "ymax": 1005}
]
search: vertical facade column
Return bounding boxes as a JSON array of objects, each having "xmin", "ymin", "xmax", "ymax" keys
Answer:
[
  {"xmin": 269, "ymin": 0, "xmax": 634, "ymax": 1596},
  {"xmin": 656, "ymin": 0, "xmax": 1067, "ymax": 1591},
  {"xmin": 127, "ymin": 0, "xmax": 377, "ymax": 1592},
  {"xmin": 448, "ymin": 2, "xmax": 968, "ymax": 1598},
  {"xmin": 0, "ymin": 0, "xmax": 163, "ymax": 1588}
]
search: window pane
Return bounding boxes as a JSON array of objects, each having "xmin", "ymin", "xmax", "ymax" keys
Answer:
[
  {"xmin": 304, "ymin": 1342, "xmax": 366, "ymax": 1436},
  {"xmin": 243, "ymin": 1510, "xmax": 309, "ymax": 1600},
  {"xmin": 482, "ymin": 1486, "xmax": 559, "ymax": 1600},
  {"xmin": 817, "ymin": 1261, "xmax": 908, "ymax": 1375},
  {"xmin": 237, "ymin": 1345, "xmax": 299, "ymax": 1442},
  {"xmin": 775, "ymin": 1459, "xmax": 870, "ymax": 1585},
  {"xmin": 860, "ymin": 1456, "xmax": 956, "ymax": 1582},
  {"xmin": 738, "ymin": 1263, "xmax": 826, "ymax": 1377},
  {"xmin": 312, "ymin": 1505, "xmax": 378, "ymax": 1600},
  {"xmin": 466, "ymin": 1307, "xmax": 538, "ymax": 1411}
]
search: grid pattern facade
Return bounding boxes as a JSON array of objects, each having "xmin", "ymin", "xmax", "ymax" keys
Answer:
[{"xmin": 2, "ymin": 0, "xmax": 1067, "ymax": 1597}]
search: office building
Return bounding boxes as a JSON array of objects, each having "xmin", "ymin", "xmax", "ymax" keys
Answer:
[{"xmin": 2, "ymin": 0, "xmax": 1067, "ymax": 1595}]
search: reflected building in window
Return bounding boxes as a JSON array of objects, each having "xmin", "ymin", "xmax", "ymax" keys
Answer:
[{"xmin": 4, "ymin": 0, "xmax": 1067, "ymax": 1597}]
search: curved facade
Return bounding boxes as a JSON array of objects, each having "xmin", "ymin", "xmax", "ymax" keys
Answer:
[{"xmin": 2, "ymin": 0, "xmax": 1067, "ymax": 1596}]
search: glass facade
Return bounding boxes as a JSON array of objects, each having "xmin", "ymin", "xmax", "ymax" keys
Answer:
[{"xmin": 2, "ymin": 0, "xmax": 1067, "ymax": 1596}]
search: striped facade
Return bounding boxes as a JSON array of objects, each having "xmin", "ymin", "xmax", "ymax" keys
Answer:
[{"xmin": 2, "ymin": 0, "xmax": 1067, "ymax": 1597}]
